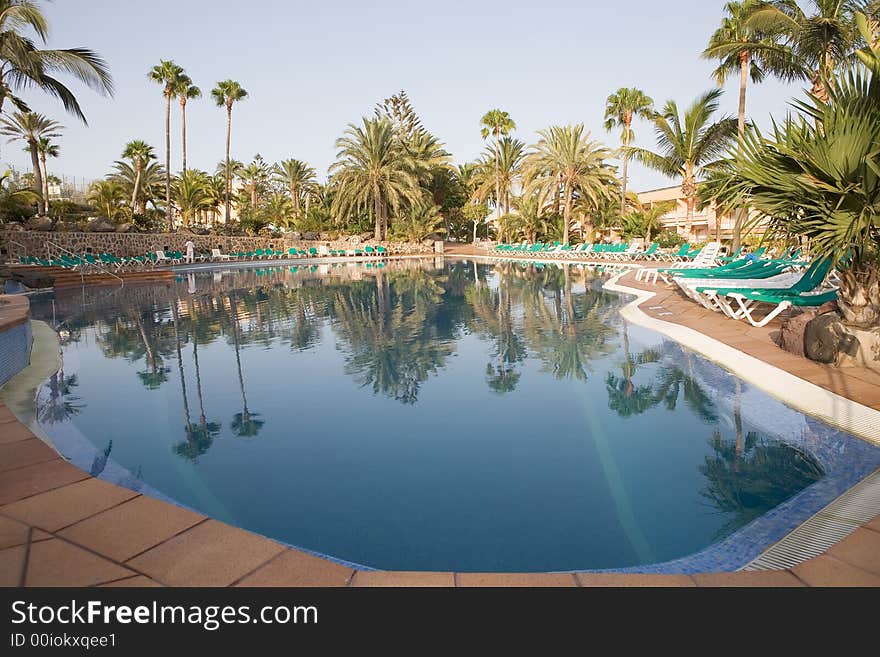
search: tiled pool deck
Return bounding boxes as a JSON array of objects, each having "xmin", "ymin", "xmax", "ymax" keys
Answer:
[{"xmin": 2, "ymin": 264, "xmax": 880, "ymax": 587}]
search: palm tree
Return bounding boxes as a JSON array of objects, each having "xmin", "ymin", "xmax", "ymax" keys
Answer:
[
  {"xmin": 211, "ymin": 80, "xmax": 249, "ymax": 233},
  {"xmin": 703, "ymin": 0, "xmax": 800, "ymax": 249},
  {"xmin": 474, "ymin": 137, "xmax": 525, "ymax": 220},
  {"xmin": 86, "ymin": 179, "xmax": 125, "ymax": 220},
  {"xmin": 0, "ymin": 111, "xmax": 61, "ymax": 215},
  {"xmin": 238, "ymin": 159, "xmax": 267, "ymax": 212},
  {"xmin": 274, "ymin": 159, "xmax": 317, "ymax": 214},
  {"xmin": 33, "ymin": 136, "xmax": 57, "ymax": 214},
  {"xmin": 227, "ymin": 291, "xmax": 263, "ymax": 438},
  {"xmin": 173, "ymin": 74, "xmax": 201, "ymax": 172},
  {"xmin": 111, "ymin": 159, "xmax": 165, "ymax": 219},
  {"xmin": 627, "ymin": 89, "xmax": 738, "ymax": 237},
  {"xmin": 148, "ymin": 60, "xmax": 185, "ymax": 230},
  {"xmin": 523, "ymin": 124, "xmax": 618, "ymax": 245},
  {"xmin": 330, "ymin": 117, "xmax": 421, "ymax": 241},
  {"xmin": 604, "ymin": 88, "xmax": 655, "ymax": 214},
  {"xmin": 620, "ymin": 199, "xmax": 677, "ymax": 243},
  {"xmin": 392, "ymin": 199, "xmax": 446, "ymax": 242},
  {"xmin": 173, "ymin": 170, "xmax": 211, "ymax": 227},
  {"xmin": 747, "ymin": 0, "xmax": 866, "ymax": 101},
  {"xmin": 0, "ymin": 0, "xmax": 113, "ymax": 122},
  {"xmin": 480, "ymin": 109, "xmax": 516, "ymax": 223},
  {"xmin": 120, "ymin": 140, "xmax": 155, "ymax": 216}
]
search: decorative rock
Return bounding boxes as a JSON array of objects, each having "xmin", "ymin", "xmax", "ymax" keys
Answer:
[
  {"xmin": 779, "ymin": 301, "xmax": 838, "ymax": 358},
  {"xmin": 86, "ymin": 218, "xmax": 118, "ymax": 233},
  {"xmin": 24, "ymin": 216, "xmax": 53, "ymax": 231},
  {"xmin": 302, "ymin": 231, "xmax": 319, "ymax": 241},
  {"xmin": 805, "ymin": 312, "xmax": 859, "ymax": 365},
  {"xmin": 115, "ymin": 223, "xmax": 139, "ymax": 233},
  {"xmin": 186, "ymin": 226, "xmax": 209, "ymax": 236}
]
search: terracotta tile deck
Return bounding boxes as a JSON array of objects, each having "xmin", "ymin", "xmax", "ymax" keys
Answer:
[{"xmin": 1, "ymin": 266, "xmax": 879, "ymax": 586}]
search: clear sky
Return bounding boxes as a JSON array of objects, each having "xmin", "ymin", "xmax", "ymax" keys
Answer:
[{"xmin": 4, "ymin": 0, "xmax": 804, "ymax": 192}]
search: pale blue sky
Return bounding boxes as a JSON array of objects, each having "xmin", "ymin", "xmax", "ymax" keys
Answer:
[{"xmin": 5, "ymin": 0, "xmax": 804, "ymax": 191}]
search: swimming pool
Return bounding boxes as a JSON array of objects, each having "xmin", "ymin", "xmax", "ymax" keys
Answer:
[{"xmin": 29, "ymin": 259, "xmax": 880, "ymax": 573}]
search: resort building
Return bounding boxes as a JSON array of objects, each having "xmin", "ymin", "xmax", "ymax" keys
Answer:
[{"xmin": 637, "ymin": 185, "xmax": 767, "ymax": 243}]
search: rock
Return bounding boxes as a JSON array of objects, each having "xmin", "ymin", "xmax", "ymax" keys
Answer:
[
  {"xmin": 115, "ymin": 223, "xmax": 139, "ymax": 233},
  {"xmin": 186, "ymin": 226, "xmax": 209, "ymax": 236},
  {"xmin": 286, "ymin": 231, "xmax": 301, "ymax": 241},
  {"xmin": 3, "ymin": 222, "xmax": 24, "ymax": 231},
  {"xmin": 302, "ymin": 231, "xmax": 319, "ymax": 241},
  {"xmin": 85, "ymin": 218, "xmax": 118, "ymax": 233},
  {"xmin": 24, "ymin": 216, "xmax": 53, "ymax": 231},
  {"xmin": 805, "ymin": 312, "xmax": 859, "ymax": 364},
  {"xmin": 779, "ymin": 301, "xmax": 839, "ymax": 358}
]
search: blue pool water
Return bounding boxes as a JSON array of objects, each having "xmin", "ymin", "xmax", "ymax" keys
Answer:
[{"xmin": 28, "ymin": 260, "xmax": 880, "ymax": 572}]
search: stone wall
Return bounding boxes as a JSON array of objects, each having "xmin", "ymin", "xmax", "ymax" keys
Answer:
[{"xmin": 0, "ymin": 230, "xmax": 431, "ymax": 260}]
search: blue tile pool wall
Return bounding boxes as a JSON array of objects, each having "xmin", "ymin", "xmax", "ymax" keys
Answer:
[{"xmin": 0, "ymin": 320, "xmax": 31, "ymax": 386}]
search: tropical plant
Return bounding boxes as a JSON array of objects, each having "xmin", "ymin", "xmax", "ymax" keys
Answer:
[
  {"xmin": 173, "ymin": 74, "xmax": 200, "ymax": 172},
  {"xmin": 735, "ymin": 65, "xmax": 880, "ymax": 327},
  {"xmin": 86, "ymin": 179, "xmax": 125, "ymax": 220},
  {"xmin": 522, "ymin": 124, "xmax": 618, "ymax": 245},
  {"xmin": 627, "ymin": 89, "xmax": 739, "ymax": 236},
  {"xmin": 110, "ymin": 159, "xmax": 165, "ymax": 220},
  {"xmin": 392, "ymin": 199, "xmax": 446, "ymax": 243},
  {"xmin": 746, "ymin": 0, "xmax": 867, "ymax": 101},
  {"xmin": 119, "ymin": 140, "xmax": 155, "ymax": 216},
  {"xmin": 604, "ymin": 87, "xmax": 655, "ymax": 213},
  {"xmin": 274, "ymin": 159, "xmax": 317, "ymax": 214},
  {"xmin": 0, "ymin": 0, "xmax": 113, "ymax": 121},
  {"xmin": 473, "ymin": 137, "xmax": 525, "ymax": 221},
  {"xmin": 480, "ymin": 109, "xmax": 516, "ymax": 221},
  {"xmin": 148, "ymin": 60, "xmax": 185, "ymax": 230},
  {"xmin": 0, "ymin": 111, "xmax": 61, "ymax": 214},
  {"xmin": 0, "ymin": 169, "xmax": 37, "ymax": 220},
  {"xmin": 620, "ymin": 200, "xmax": 676, "ymax": 242},
  {"xmin": 211, "ymin": 79, "xmax": 249, "ymax": 232},
  {"xmin": 172, "ymin": 170, "xmax": 211, "ymax": 226},
  {"xmin": 330, "ymin": 117, "xmax": 421, "ymax": 240}
]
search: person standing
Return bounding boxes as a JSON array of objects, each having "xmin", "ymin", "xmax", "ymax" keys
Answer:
[{"xmin": 185, "ymin": 238, "xmax": 196, "ymax": 264}]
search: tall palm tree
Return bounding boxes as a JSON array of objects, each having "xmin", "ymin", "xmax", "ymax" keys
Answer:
[
  {"xmin": 480, "ymin": 109, "xmax": 516, "ymax": 223},
  {"xmin": 173, "ymin": 74, "xmax": 201, "ymax": 172},
  {"xmin": 604, "ymin": 88, "xmax": 655, "ymax": 213},
  {"xmin": 148, "ymin": 60, "xmax": 185, "ymax": 231},
  {"xmin": 523, "ymin": 124, "xmax": 618, "ymax": 245},
  {"xmin": 274, "ymin": 159, "xmax": 317, "ymax": 214},
  {"xmin": 0, "ymin": 0, "xmax": 113, "ymax": 122},
  {"xmin": 111, "ymin": 160, "xmax": 165, "ymax": 218},
  {"xmin": 747, "ymin": 0, "xmax": 866, "ymax": 101},
  {"xmin": 120, "ymin": 140, "xmax": 155, "ymax": 216},
  {"xmin": 627, "ymin": 90, "xmax": 738, "ymax": 237},
  {"xmin": 0, "ymin": 111, "xmax": 61, "ymax": 215},
  {"xmin": 330, "ymin": 117, "xmax": 421, "ymax": 240},
  {"xmin": 33, "ymin": 136, "xmax": 57, "ymax": 214},
  {"xmin": 474, "ymin": 137, "xmax": 525, "ymax": 219},
  {"xmin": 703, "ymin": 0, "xmax": 800, "ymax": 248},
  {"xmin": 211, "ymin": 79, "xmax": 248, "ymax": 233}
]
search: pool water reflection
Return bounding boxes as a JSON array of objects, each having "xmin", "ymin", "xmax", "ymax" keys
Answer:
[{"xmin": 29, "ymin": 260, "xmax": 880, "ymax": 572}]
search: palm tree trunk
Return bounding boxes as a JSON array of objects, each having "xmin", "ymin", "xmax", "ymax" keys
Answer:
[
  {"xmin": 28, "ymin": 140, "xmax": 44, "ymax": 215},
  {"xmin": 373, "ymin": 185, "xmax": 382, "ymax": 241},
  {"xmin": 229, "ymin": 292, "xmax": 249, "ymax": 417},
  {"xmin": 165, "ymin": 91, "xmax": 172, "ymax": 232},
  {"xmin": 225, "ymin": 105, "xmax": 232, "ymax": 234},
  {"xmin": 172, "ymin": 300, "xmax": 192, "ymax": 434},
  {"xmin": 40, "ymin": 152, "xmax": 50, "ymax": 216},
  {"xmin": 181, "ymin": 98, "xmax": 188, "ymax": 173},
  {"xmin": 621, "ymin": 126, "xmax": 631, "ymax": 215},
  {"xmin": 686, "ymin": 196, "xmax": 695, "ymax": 238},
  {"xmin": 131, "ymin": 164, "xmax": 142, "ymax": 216},
  {"xmin": 291, "ymin": 182, "xmax": 300, "ymax": 213},
  {"xmin": 193, "ymin": 334, "xmax": 206, "ymax": 424},
  {"xmin": 562, "ymin": 184, "xmax": 573, "ymax": 246},
  {"xmin": 733, "ymin": 51, "xmax": 749, "ymax": 251}
]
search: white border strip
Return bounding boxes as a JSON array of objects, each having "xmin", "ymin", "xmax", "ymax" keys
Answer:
[{"xmin": 602, "ymin": 271, "xmax": 880, "ymax": 446}]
